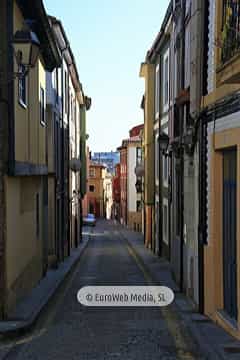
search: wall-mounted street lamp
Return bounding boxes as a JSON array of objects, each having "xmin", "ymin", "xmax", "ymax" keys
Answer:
[
  {"xmin": 12, "ymin": 28, "xmax": 40, "ymax": 78},
  {"xmin": 159, "ymin": 132, "xmax": 169, "ymax": 155},
  {"xmin": 0, "ymin": 26, "xmax": 40, "ymax": 84}
]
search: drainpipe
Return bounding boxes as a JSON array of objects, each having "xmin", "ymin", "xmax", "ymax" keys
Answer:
[
  {"xmin": 179, "ymin": 0, "xmax": 186, "ymax": 293},
  {"xmin": 0, "ymin": 96, "xmax": 8, "ymax": 319},
  {"xmin": 198, "ymin": 117, "xmax": 203, "ymax": 314},
  {"xmin": 159, "ymin": 142, "xmax": 163, "ymax": 257}
]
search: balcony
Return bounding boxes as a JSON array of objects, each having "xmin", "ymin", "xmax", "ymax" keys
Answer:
[
  {"xmin": 217, "ymin": 1, "xmax": 240, "ymax": 84},
  {"xmin": 221, "ymin": 1, "xmax": 240, "ymax": 64}
]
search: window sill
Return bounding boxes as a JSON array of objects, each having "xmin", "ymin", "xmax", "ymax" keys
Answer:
[
  {"xmin": 18, "ymin": 99, "xmax": 27, "ymax": 109},
  {"xmin": 40, "ymin": 121, "xmax": 46, "ymax": 127},
  {"xmin": 216, "ymin": 52, "xmax": 240, "ymax": 85}
]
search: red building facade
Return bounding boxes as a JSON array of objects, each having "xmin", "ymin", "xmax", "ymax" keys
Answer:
[
  {"xmin": 118, "ymin": 144, "xmax": 128, "ymax": 226},
  {"xmin": 112, "ymin": 164, "xmax": 121, "ymax": 221},
  {"xmin": 117, "ymin": 124, "xmax": 143, "ymax": 227}
]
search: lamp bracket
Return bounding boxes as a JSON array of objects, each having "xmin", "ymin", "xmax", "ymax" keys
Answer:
[{"xmin": 0, "ymin": 67, "xmax": 29, "ymax": 84}]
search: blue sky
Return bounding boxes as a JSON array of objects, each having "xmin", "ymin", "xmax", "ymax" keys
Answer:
[{"xmin": 44, "ymin": 0, "xmax": 169, "ymax": 152}]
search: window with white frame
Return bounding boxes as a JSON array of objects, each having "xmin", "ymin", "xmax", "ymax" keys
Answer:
[
  {"xmin": 163, "ymin": 155, "xmax": 168, "ymax": 185},
  {"xmin": 185, "ymin": 25, "xmax": 191, "ymax": 88},
  {"xmin": 163, "ymin": 50, "xmax": 169, "ymax": 111},
  {"xmin": 18, "ymin": 65, "xmax": 27, "ymax": 106},
  {"xmin": 155, "ymin": 64, "xmax": 160, "ymax": 119},
  {"xmin": 163, "ymin": 203, "xmax": 168, "ymax": 239},
  {"xmin": 155, "ymin": 135, "xmax": 159, "ymax": 182},
  {"xmin": 40, "ymin": 87, "xmax": 46, "ymax": 126},
  {"xmin": 64, "ymin": 70, "xmax": 68, "ymax": 114},
  {"xmin": 136, "ymin": 147, "xmax": 142, "ymax": 166},
  {"xmin": 89, "ymin": 168, "xmax": 96, "ymax": 178}
]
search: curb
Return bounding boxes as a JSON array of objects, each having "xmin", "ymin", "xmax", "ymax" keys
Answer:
[
  {"xmin": 0, "ymin": 231, "xmax": 91, "ymax": 336},
  {"xmin": 119, "ymin": 229, "xmax": 231, "ymax": 359}
]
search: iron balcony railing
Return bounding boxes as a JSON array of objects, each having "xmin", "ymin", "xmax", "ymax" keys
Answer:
[{"xmin": 222, "ymin": 0, "xmax": 240, "ymax": 63}]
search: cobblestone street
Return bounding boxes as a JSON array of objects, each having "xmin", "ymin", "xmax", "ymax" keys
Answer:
[{"xmin": 0, "ymin": 221, "xmax": 236, "ymax": 360}]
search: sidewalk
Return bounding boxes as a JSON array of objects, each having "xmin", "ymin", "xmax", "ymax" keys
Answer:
[
  {"xmin": 0, "ymin": 230, "xmax": 91, "ymax": 336},
  {"xmin": 120, "ymin": 226, "xmax": 240, "ymax": 360}
]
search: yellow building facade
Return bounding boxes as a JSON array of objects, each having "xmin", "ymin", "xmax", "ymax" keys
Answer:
[
  {"xmin": 203, "ymin": 0, "xmax": 240, "ymax": 338},
  {"xmin": 0, "ymin": 0, "xmax": 60, "ymax": 316},
  {"xmin": 88, "ymin": 163, "xmax": 106, "ymax": 218},
  {"xmin": 140, "ymin": 63, "xmax": 155, "ymax": 249}
]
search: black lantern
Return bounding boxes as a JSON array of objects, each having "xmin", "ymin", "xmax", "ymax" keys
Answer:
[
  {"xmin": 12, "ymin": 29, "xmax": 40, "ymax": 70},
  {"xmin": 159, "ymin": 132, "xmax": 169, "ymax": 154},
  {"xmin": 135, "ymin": 179, "xmax": 142, "ymax": 193}
]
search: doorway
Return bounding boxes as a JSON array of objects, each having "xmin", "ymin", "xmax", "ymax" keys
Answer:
[{"xmin": 223, "ymin": 148, "xmax": 237, "ymax": 320}]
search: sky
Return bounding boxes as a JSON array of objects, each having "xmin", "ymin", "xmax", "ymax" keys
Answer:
[{"xmin": 44, "ymin": 0, "xmax": 169, "ymax": 152}]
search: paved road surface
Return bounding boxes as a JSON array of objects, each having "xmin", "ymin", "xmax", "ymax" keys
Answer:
[{"xmin": 0, "ymin": 221, "xmax": 206, "ymax": 359}]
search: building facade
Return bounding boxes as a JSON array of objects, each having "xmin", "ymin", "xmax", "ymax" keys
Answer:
[
  {"xmin": 104, "ymin": 171, "xmax": 113, "ymax": 220},
  {"xmin": 0, "ymin": 0, "xmax": 90, "ymax": 318},
  {"xmin": 87, "ymin": 163, "xmax": 106, "ymax": 218},
  {"xmin": 82, "ymin": 146, "xmax": 90, "ymax": 218},
  {"xmin": 118, "ymin": 143, "xmax": 128, "ymax": 226},
  {"xmin": 140, "ymin": 63, "xmax": 155, "ymax": 248},
  {"xmin": 0, "ymin": 0, "xmax": 61, "ymax": 317},
  {"xmin": 146, "ymin": 3, "xmax": 172, "ymax": 258},
  {"xmin": 118, "ymin": 125, "xmax": 143, "ymax": 232},
  {"xmin": 201, "ymin": 0, "xmax": 240, "ymax": 339},
  {"xmin": 112, "ymin": 163, "xmax": 121, "ymax": 222},
  {"xmin": 139, "ymin": 0, "xmax": 206, "ymax": 310},
  {"xmin": 92, "ymin": 151, "xmax": 120, "ymax": 175}
]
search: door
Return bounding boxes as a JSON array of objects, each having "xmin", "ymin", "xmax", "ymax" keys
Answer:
[
  {"xmin": 155, "ymin": 202, "xmax": 159, "ymax": 254},
  {"xmin": 223, "ymin": 148, "xmax": 237, "ymax": 320}
]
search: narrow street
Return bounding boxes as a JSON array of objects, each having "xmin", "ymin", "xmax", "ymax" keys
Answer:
[{"xmin": 0, "ymin": 220, "xmax": 204, "ymax": 360}]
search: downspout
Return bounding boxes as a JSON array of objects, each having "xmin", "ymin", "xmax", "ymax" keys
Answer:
[
  {"xmin": 0, "ymin": 97, "xmax": 8, "ymax": 319},
  {"xmin": 67, "ymin": 73, "xmax": 70, "ymax": 257},
  {"xmin": 158, "ymin": 56, "xmax": 163, "ymax": 257},
  {"xmin": 198, "ymin": 115, "xmax": 205, "ymax": 314},
  {"xmin": 180, "ymin": 0, "xmax": 186, "ymax": 292},
  {"xmin": 61, "ymin": 64, "xmax": 65, "ymax": 261},
  {"xmin": 198, "ymin": 0, "xmax": 209, "ymax": 314}
]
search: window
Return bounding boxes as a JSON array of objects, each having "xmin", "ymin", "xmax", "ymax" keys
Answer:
[
  {"xmin": 222, "ymin": 0, "xmax": 240, "ymax": 63},
  {"xmin": 55, "ymin": 69, "xmax": 59, "ymax": 104},
  {"xmin": 155, "ymin": 64, "xmax": 160, "ymax": 118},
  {"xmin": 136, "ymin": 147, "xmax": 142, "ymax": 166},
  {"xmin": 18, "ymin": 65, "xmax": 27, "ymax": 106},
  {"xmin": 136, "ymin": 200, "xmax": 141, "ymax": 212},
  {"xmin": 185, "ymin": 25, "xmax": 190, "ymax": 88},
  {"xmin": 155, "ymin": 136, "xmax": 159, "ymax": 182},
  {"xmin": 163, "ymin": 204, "xmax": 168, "ymax": 238},
  {"xmin": 89, "ymin": 185, "xmax": 95, "ymax": 192},
  {"xmin": 164, "ymin": 55, "xmax": 169, "ymax": 106},
  {"xmin": 40, "ymin": 87, "xmax": 46, "ymax": 126},
  {"xmin": 64, "ymin": 71, "xmax": 68, "ymax": 114},
  {"xmin": 89, "ymin": 168, "xmax": 95, "ymax": 177},
  {"xmin": 163, "ymin": 156, "xmax": 168, "ymax": 184}
]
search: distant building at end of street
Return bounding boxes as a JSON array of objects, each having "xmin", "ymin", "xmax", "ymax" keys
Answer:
[{"xmin": 91, "ymin": 151, "xmax": 120, "ymax": 174}]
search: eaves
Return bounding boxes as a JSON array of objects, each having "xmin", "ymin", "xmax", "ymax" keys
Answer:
[{"xmin": 17, "ymin": 0, "xmax": 61, "ymax": 70}]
